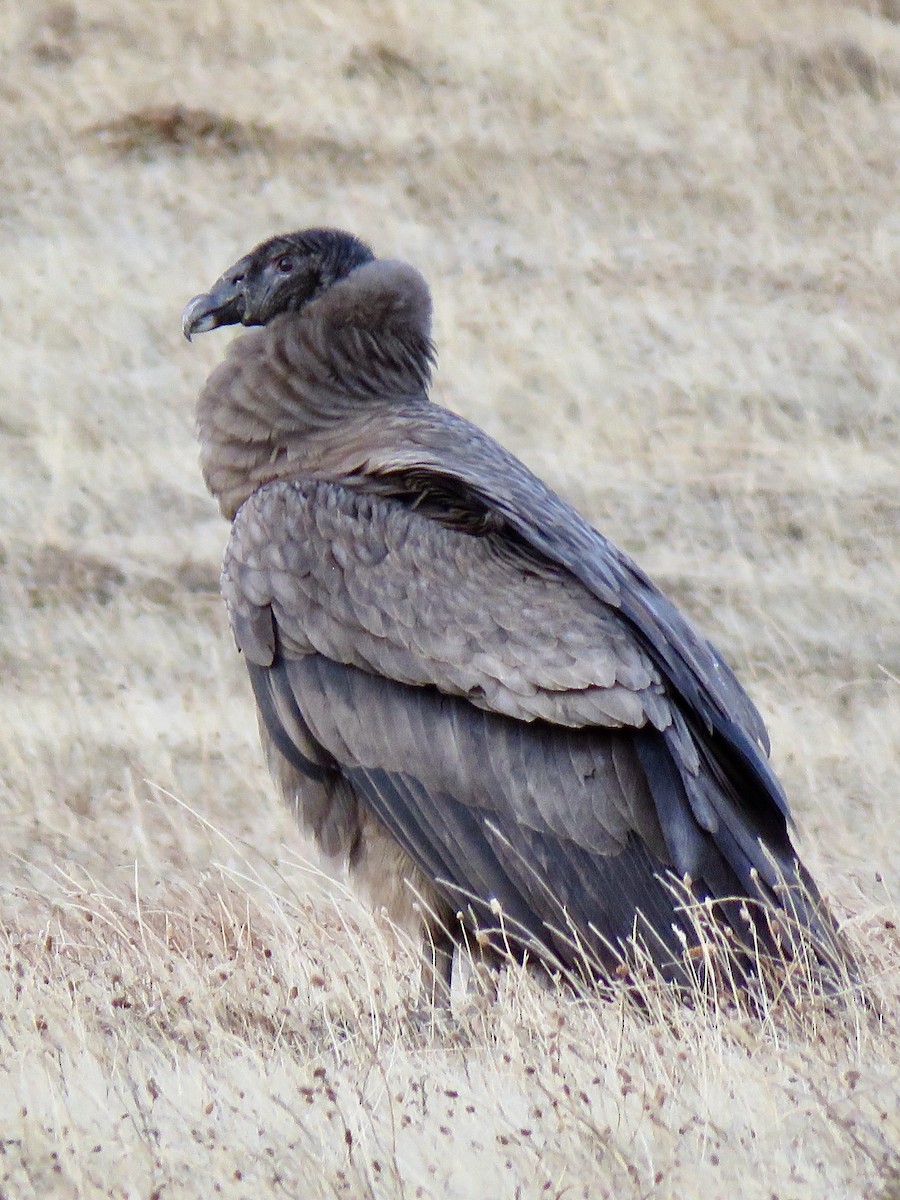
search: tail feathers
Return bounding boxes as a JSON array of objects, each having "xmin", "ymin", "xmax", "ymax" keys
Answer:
[{"xmin": 637, "ymin": 725, "xmax": 854, "ymax": 991}]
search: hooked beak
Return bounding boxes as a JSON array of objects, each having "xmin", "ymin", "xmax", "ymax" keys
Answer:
[{"xmin": 182, "ymin": 279, "xmax": 247, "ymax": 341}]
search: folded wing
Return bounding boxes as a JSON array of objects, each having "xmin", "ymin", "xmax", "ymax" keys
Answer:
[{"xmin": 224, "ymin": 477, "xmax": 843, "ymax": 981}]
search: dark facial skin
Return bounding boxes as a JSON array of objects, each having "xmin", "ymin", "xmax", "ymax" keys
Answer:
[{"xmin": 182, "ymin": 229, "xmax": 375, "ymax": 340}]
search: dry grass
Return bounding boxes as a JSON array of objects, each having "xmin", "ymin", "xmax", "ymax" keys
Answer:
[{"xmin": 1, "ymin": 0, "xmax": 898, "ymax": 1196}]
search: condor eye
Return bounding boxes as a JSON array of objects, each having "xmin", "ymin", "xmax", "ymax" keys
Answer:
[{"xmin": 275, "ymin": 255, "xmax": 295, "ymax": 274}]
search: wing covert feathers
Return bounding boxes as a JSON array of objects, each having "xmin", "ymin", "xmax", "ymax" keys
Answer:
[{"xmin": 224, "ymin": 479, "xmax": 669, "ymax": 730}]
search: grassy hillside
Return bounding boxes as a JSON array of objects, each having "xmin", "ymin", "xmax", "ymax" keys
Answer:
[{"xmin": 0, "ymin": 1, "xmax": 898, "ymax": 1196}]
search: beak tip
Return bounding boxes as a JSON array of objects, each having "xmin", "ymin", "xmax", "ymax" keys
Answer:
[
  {"xmin": 182, "ymin": 292, "xmax": 212, "ymax": 342},
  {"xmin": 181, "ymin": 287, "xmax": 245, "ymax": 341}
]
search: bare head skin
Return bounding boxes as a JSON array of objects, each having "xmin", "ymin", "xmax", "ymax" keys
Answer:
[
  {"xmin": 183, "ymin": 228, "xmax": 853, "ymax": 1004},
  {"xmin": 183, "ymin": 228, "xmax": 376, "ymax": 339}
]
